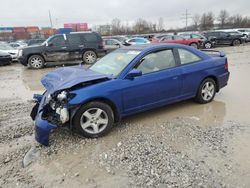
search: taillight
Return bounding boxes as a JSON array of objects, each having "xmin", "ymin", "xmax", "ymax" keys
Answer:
[
  {"xmin": 99, "ymin": 41, "xmax": 104, "ymax": 49},
  {"xmin": 225, "ymin": 58, "xmax": 229, "ymax": 71}
]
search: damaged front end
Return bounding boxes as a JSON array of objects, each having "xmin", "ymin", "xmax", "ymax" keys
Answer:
[
  {"xmin": 31, "ymin": 66, "xmax": 112, "ymax": 146},
  {"xmin": 31, "ymin": 90, "xmax": 75, "ymax": 146}
]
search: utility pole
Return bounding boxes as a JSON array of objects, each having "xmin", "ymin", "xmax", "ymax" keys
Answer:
[
  {"xmin": 181, "ymin": 9, "xmax": 192, "ymax": 31},
  {"xmin": 48, "ymin": 10, "xmax": 53, "ymax": 28}
]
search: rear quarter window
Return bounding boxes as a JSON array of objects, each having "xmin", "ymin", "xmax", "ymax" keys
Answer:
[
  {"xmin": 68, "ymin": 34, "xmax": 82, "ymax": 45},
  {"xmin": 82, "ymin": 33, "xmax": 100, "ymax": 42},
  {"xmin": 178, "ymin": 49, "xmax": 201, "ymax": 65}
]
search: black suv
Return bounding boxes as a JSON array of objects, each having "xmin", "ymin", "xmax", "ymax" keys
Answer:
[
  {"xmin": 18, "ymin": 32, "xmax": 105, "ymax": 69},
  {"xmin": 203, "ymin": 31, "xmax": 244, "ymax": 46}
]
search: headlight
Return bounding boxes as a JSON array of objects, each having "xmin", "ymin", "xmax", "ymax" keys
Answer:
[
  {"xmin": 57, "ymin": 91, "xmax": 68, "ymax": 101},
  {"xmin": 18, "ymin": 49, "xmax": 23, "ymax": 57}
]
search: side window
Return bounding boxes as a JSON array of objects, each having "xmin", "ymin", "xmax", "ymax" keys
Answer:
[
  {"xmin": 173, "ymin": 36, "xmax": 183, "ymax": 40},
  {"xmin": 49, "ymin": 35, "xmax": 66, "ymax": 46},
  {"xmin": 192, "ymin": 34, "xmax": 201, "ymax": 39},
  {"xmin": 178, "ymin": 49, "xmax": 201, "ymax": 65},
  {"xmin": 82, "ymin": 33, "xmax": 98, "ymax": 42},
  {"xmin": 130, "ymin": 39, "xmax": 136, "ymax": 42},
  {"xmin": 161, "ymin": 36, "xmax": 172, "ymax": 41},
  {"xmin": 68, "ymin": 34, "xmax": 82, "ymax": 45},
  {"xmin": 136, "ymin": 50, "xmax": 176, "ymax": 74},
  {"xmin": 220, "ymin": 32, "xmax": 228, "ymax": 37}
]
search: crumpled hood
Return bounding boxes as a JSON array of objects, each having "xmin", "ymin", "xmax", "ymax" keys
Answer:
[{"xmin": 41, "ymin": 66, "xmax": 112, "ymax": 94}]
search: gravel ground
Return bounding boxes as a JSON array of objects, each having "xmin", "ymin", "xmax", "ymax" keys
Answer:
[
  {"xmin": 0, "ymin": 45, "xmax": 250, "ymax": 187},
  {"xmin": 99, "ymin": 120, "xmax": 247, "ymax": 188}
]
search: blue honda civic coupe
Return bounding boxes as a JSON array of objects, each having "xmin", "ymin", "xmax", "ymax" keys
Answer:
[{"xmin": 31, "ymin": 44, "xmax": 230, "ymax": 146}]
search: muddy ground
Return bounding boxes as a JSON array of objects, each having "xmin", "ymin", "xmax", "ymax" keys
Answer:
[{"xmin": 0, "ymin": 45, "xmax": 250, "ymax": 188}]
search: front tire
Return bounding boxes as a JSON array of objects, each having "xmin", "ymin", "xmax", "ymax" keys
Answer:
[
  {"xmin": 195, "ymin": 78, "xmax": 216, "ymax": 104},
  {"xmin": 28, "ymin": 55, "xmax": 44, "ymax": 69},
  {"xmin": 83, "ymin": 50, "xmax": 97, "ymax": 64},
  {"xmin": 73, "ymin": 102, "xmax": 114, "ymax": 138}
]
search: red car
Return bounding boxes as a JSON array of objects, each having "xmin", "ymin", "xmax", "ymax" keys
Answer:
[{"xmin": 152, "ymin": 35, "xmax": 202, "ymax": 48}]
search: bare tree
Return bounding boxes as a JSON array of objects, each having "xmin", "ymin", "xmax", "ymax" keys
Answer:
[
  {"xmin": 192, "ymin": 14, "xmax": 200, "ymax": 30},
  {"xmin": 133, "ymin": 18, "xmax": 152, "ymax": 34},
  {"xmin": 218, "ymin": 10, "xmax": 229, "ymax": 28},
  {"xmin": 111, "ymin": 18, "xmax": 122, "ymax": 35},
  {"xmin": 157, "ymin": 17, "xmax": 164, "ymax": 31},
  {"xmin": 200, "ymin": 12, "xmax": 215, "ymax": 30}
]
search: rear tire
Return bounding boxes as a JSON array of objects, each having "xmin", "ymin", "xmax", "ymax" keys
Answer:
[
  {"xmin": 195, "ymin": 78, "xmax": 216, "ymax": 104},
  {"xmin": 190, "ymin": 43, "xmax": 198, "ymax": 48},
  {"xmin": 28, "ymin": 55, "xmax": 44, "ymax": 69},
  {"xmin": 204, "ymin": 41, "xmax": 213, "ymax": 49},
  {"xmin": 73, "ymin": 101, "xmax": 114, "ymax": 138},
  {"xmin": 232, "ymin": 39, "xmax": 241, "ymax": 46},
  {"xmin": 82, "ymin": 50, "xmax": 97, "ymax": 64}
]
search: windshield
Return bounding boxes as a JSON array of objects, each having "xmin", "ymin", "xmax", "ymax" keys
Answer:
[
  {"xmin": 90, "ymin": 49, "xmax": 141, "ymax": 77},
  {"xmin": 0, "ymin": 44, "xmax": 15, "ymax": 50}
]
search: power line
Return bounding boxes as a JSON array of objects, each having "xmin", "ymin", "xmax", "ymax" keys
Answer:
[{"xmin": 181, "ymin": 9, "xmax": 192, "ymax": 31}]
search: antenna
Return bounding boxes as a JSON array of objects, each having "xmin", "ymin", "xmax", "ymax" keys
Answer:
[{"xmin": 48, "ymin": 10, "xmax": 53, "ymax": 28}]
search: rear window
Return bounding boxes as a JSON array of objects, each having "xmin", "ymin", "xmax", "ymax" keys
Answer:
[{"xmin": 82, "ymin": 33, "xmax": 99, "ymax": 42}]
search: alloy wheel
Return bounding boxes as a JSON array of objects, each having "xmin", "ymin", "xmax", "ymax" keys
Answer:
[
  {"xmin": 201, "ymin": 81, "xmax": 215, "ymax": 101},
  {"xmin": 84, "ymin": 51, "xmax": 97, "ymax": 64},
  {"xmin": 204, "ymin": 42, "xmax": 212, "ymax": 49},
  {"xmin": 80, "ymin": 108, "xmax": 109, "ymax": 134},
  {"xmin": 30, "ymin": 57, "xmax": 43, "ymax": 68}
]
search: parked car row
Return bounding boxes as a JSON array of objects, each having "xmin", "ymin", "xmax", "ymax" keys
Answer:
[{"xmin": 1, "ymin": 28, "xmax": 245, "ymax": 69}]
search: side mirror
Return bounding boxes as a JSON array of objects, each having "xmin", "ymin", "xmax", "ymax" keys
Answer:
[{"xmin": 125, "ymin": 69, "xmax": 142, "ymax": 79}]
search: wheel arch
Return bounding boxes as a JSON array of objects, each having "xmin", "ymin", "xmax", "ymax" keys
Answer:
[
  {"xmin": 200, "ymin": 75, "xmax": 219, "ymax": 92},
  {"xmin": 27, "ymin": 53, "xmax": 46, "ymax": 62},
  {"xmin": 82, "ymin": 48, "xmax": 97, "ymax": 56},
  {"xmin": 74, "ymin": 97, "xmax": 121, "ymax": 123},
  {"xmin": 189, "ymin": 42, "xmax": 198, "ymax": 47}
]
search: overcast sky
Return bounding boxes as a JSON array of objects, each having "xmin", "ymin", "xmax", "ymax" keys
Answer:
[{"xmin": 0, "ymin": 0, "xmax": 249, "ymax": 29}]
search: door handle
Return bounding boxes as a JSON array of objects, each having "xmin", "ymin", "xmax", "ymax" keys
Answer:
[
  {"xmin": 61, "ymin": 47, "xmax": 67, "ymax": 49},
  {"xmin": 79, "ymin": 45, "xmax": 84, "ymax": 48},
  {"xmin": 172, "ymin": 76, "xmax": 178, "ymax": 80}
]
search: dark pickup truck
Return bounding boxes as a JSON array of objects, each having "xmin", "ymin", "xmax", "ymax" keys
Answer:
[{"xmin": 18, "ymin": 32, "xmax": 106, "ymax": 69}]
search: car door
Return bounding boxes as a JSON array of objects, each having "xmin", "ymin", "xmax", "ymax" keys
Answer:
[
  {"xmin": 173, "ymin": 36, "xmax": 187, "ymax": 45},
  {"xmin": 219, "ymin": 32, "xmax": 231, "ymax": 44},
  {"xmin": 177, "ymin": 48, "xmax": 204, "ymax": 98},
  {"xmin": 160, "ymin": 36, "xmax": 173, "ymax": 43},
  {"xmin": 44, "ymin": 35, "xmax": 70, "ymax": 62},
  {"xmin": 67, "ymin": 34, "xmax": 84, "ymax": 60},
  {"xmin": 121, "ymin": 49, "xmax": 182, "ymax": 114}
]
